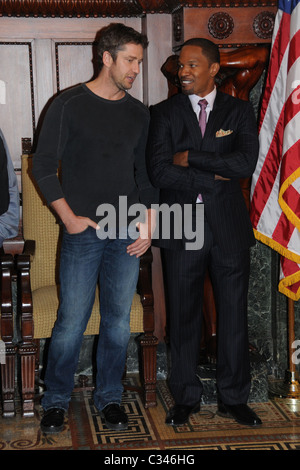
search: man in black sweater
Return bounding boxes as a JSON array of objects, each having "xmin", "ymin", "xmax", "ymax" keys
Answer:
[{"xmin": 33, "ymin": 23, "xmax": 157, "ymax": 434}]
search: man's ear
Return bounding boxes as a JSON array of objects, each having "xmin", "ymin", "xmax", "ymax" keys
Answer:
[
  {"xmin": 210, "ymin": 62, "xmax": 220, "ymax": 78},
  {"xmin": 102, "ymin": 51, "xmax": 113, "ymax": 68}
]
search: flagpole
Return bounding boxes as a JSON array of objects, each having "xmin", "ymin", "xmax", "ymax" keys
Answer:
[
  {"xmin": 270, "ymin": 298, "xmax": 300, "ymax": 409},
  {"xmin": 285, "ymin": 298, "xmax": 300, "ymax": 399}
]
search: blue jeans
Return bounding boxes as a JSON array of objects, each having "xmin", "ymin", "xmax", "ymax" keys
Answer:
[{"xmin": 41, "ymin": 226, "xmax": 140, "ymax": 411}]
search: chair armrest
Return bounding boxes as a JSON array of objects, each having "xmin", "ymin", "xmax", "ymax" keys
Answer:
[
  {"xmin": 15, "ymin": 244, "xmax": 34, "ymax": 343},
  {"xmin": 0, "ymin": 252, "xmax": 13, "ymax": 343},
  {"xmin": 137, "ymin": 248, "xmax": 155, "ymax": 335},
  {"xmin": 15, "ymin": 239, "xmax": 35, "ymax": 272},
  {"xmin": 0, "ymin": 251, "xmax": 14, "ymax": 270},
  {"xmin": 138, "ymin": 248, "xmax": 154, "ymax": 306},
  {"xmin": 22, "ymin": 240, "xmax": 36, "ymax": 257}
]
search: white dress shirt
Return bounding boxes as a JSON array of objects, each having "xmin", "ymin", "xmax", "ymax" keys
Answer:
[
  {"xmin": 188, "ymin": 86, "xmax": 217, "ymax": 122},
  {"xmin": 188, "ymin": 87, "xmax": 217, "ymax": 203}
]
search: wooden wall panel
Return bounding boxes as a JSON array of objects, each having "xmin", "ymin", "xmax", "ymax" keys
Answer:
[
  {"xmin": 0, "ymin": 17, "xmax": 153, "ymax": 167},
  {"xmin": 0, "ymin": 42, "xmax": 34, "ymax": 167},
  {"xmin": 172, "ymin": 5, "xmax": 277, "ymax": 49},
  {"xmin": 55, "ymin": 42, "xmax": 96, "ymax": 92}
]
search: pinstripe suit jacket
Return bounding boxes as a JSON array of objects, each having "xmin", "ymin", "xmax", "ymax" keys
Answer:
[{"xmin": 147, "ymin": 90, "xmax": 259, "ymax": 253}]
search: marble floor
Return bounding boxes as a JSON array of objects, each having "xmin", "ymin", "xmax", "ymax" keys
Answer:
[{"xmin": 1, "ymin": 375, "xmax": 300, "ymax": 456}]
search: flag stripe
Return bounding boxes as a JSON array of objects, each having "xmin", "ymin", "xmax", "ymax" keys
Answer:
[
  {"xmin": 273, "ymin": 185, "xmax": 299, "ymax": 246},
  {"xmin": 288, "ymin": 28, "xmax": 300, "ymax": 69},
  {"xmin": 279, "ymin": 257, "xmax": 300, "ymax": 299},
  {"xmin": 281, "ymin": 168, "xmax": 300, "ymax": 214},
  {"xmin": 250, "ymin": 107, "xmax": 284, "ymax": 228},
  {"xmin": 281, "ymin": 125, "xmax": 300, "ymax": 180},
  {"xmin": 255, "ymin": 168, "xmax": 282, "ymax": 235},
  {"xmin": 258, "ymin": 10, "xmax": 290, "ymax": 131}
]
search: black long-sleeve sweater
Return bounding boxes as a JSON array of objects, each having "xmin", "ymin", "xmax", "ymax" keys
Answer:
[{"xmin": 33, "ymin": 84, "xmax": 156, "ymax": 224}]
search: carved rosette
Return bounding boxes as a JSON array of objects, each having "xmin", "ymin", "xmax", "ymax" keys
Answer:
[
  {"xmin": 208, "ymin": 12, "xmax": 234, "ymax": 40},
  {"xmin": 253, "ymin": 11, "xmax": 275, "ymax": 39}
]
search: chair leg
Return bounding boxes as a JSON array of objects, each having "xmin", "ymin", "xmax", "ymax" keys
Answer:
[
  {"xmin": 18, "ymin": 341, "xmax": 38, "ymax": 417},
  {"xmin": 139, "ymin": 334, "xmax": 158, "ymax": 408},
  {"xmin": 1, "ymin": 344, "xmax": 16, "ymax": 417}
]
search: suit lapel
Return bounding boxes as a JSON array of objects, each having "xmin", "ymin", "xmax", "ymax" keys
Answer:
[
  {"xmin": 177, "ymin": 91, "xmax": 231, "ymax": 149},
  {"xmin": 204, "ymin": 91, "xmax": 229, "ymax": 140},
  {"xmin": 179, "ymin": 94, "xmax": 203, "ymax": 150}
]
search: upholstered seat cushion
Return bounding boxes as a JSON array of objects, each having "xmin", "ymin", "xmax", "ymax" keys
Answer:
[{"xmin": 32, "ymin": 285, "xmax": 144, "ymax": 339}]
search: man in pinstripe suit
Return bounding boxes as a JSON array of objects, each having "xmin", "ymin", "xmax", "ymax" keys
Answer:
[{"xmin": 147, "ymin": 38, "xmax": 262, "ymax": 427}]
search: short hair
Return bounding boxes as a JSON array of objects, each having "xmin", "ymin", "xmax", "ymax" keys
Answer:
[
  {"xmin": 181, "ymin": 38, "xmax": 220, "ymax": 65},
  {"xmin": 97, "ymin": 23, "xmax": 148, "ymax": 70}
]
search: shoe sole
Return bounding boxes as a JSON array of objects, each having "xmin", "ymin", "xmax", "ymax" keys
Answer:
[
  {"xmin": 40, "ymin": 424, "xmax": 64, "ymax": 434},
  {"xmin": 166, "ymin": 420, "xmax": 190, "ymax": 427},
  {"xmin": 103, "ymin": 423, "xmax": 128, "ymax": 431},
  {"xmin": 165, "ymin": 405, "xmax": 200, "ymax": 426},
  {"xmin": 99, "ymin": 412, "xmax": 128, "ymax": 431},
  {"xmin": 217, "ymin": 410, "xmax": 262, "ymax": 427}
]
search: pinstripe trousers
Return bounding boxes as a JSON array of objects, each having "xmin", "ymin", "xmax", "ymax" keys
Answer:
[{"xmin": 162, "ymin": 217, "xmax": 251, "ymax": 407}]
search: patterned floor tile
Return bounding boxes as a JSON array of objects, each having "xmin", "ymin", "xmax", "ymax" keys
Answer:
[{"xmin": 1, "ymin": 375, "xmax": 300, "ymax": 451}]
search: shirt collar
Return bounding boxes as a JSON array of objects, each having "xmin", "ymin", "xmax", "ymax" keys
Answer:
[{"xmin": 188, "ymin": 86, "xmax": 217, "ymax": 114}]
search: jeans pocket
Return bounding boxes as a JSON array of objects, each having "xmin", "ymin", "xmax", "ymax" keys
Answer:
[{"xmin": 64, "ymin": 225, "xmax": 90, "ymax": 236}]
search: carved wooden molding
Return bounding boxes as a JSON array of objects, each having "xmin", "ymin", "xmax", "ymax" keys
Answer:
[
  {"xmin": 253, "ymin": 10, "xmax": 275, "ymax": 38},
  {"xmin": 208, "ymin": 12, "xmax": 234, "ymax": 39},
  {"xmin": 0, "ymin": 0, "xmax": 175, "ymax": 17},
  {"xmin": 178, "ymin": 0, "xmax": 277, "ymax": 6},
  {"xmin": 0, "ymin": 0, "xmax": 277, "ymax": 18},
  {"xmin": 172, "ymin": 3, "xmax": 277, "ymax": 48}
]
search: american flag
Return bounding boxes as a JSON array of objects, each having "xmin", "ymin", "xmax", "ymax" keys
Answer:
[{"xmin": 250, "ymin": 0, "xmax": 300, "ymax": 300}]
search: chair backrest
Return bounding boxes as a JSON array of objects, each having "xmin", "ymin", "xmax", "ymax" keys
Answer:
[{"xmin": 21, "ymin": 154, "xmax": 61, "ymax": 292}]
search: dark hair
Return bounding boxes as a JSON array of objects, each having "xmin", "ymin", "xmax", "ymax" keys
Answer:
[
  {"xmin": 181, "ymin": 38, "xmax": 220, "ymax": 65},
  {"xmin": 97, "ymin": 23, "xmax": 148, "ymax": 70}
]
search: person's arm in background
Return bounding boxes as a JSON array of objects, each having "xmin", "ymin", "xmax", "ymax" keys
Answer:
[{"xmin": 0, "ymin": 132, "xmax": 19, "ymax": 247}]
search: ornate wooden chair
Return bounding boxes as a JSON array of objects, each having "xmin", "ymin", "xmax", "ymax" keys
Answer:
[
  {"xmin": 0, "ymin": 250, "xmax": 16, "ymax": 417},
  {"xmin": 16, "ymin": 153, "xmax": 157, "ymax": 417}
]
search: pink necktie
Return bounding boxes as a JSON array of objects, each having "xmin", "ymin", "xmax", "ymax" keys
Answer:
[
  {"xmin": 198, "ymin": 99, "xmax": 208, "ymax": 137},
  {"xmin": 197, "ymin": 99, "xmax": 208, "ymax": 203}
]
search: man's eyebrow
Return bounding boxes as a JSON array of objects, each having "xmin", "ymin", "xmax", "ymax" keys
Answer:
[
  {"xmin": 178, "ymin": 59, "xmax": 199, "ymax": 64},
  {"xmin": 125, "ymin": 54, "xmax": 143, "ymax": 61}
]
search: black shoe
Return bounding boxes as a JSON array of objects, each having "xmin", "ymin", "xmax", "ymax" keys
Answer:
[
  {"xmin": 40, "ymin": 408, "xmax": 65, "ymax": 434},
  {"xmin": 165, "ymin": 404, "xmax": 200, "ymax": 426},
  {"xmin": 217, "ymin": 402, "xmax": 262, "ymax": 427},
  {"xmin": 100, "ymin": 404, "xmax": 128, "ymax": 431}
]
